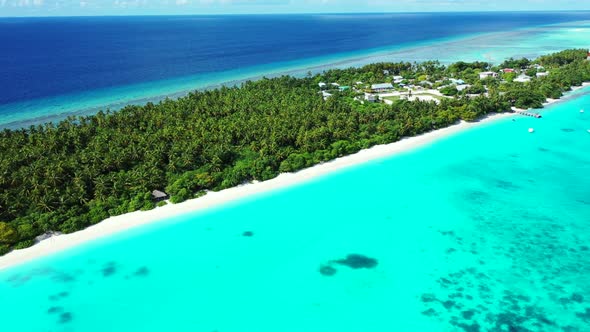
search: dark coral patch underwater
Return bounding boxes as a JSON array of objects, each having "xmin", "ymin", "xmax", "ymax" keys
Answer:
[
  {"xmin": 319, "ymin": 265, "xmax": 337, "ymax": 276},
  {"xmin": 333, "ymin": 254, "xmax": 378, "ymax": 269},
  {"xmin": 102, "ymin": 261, "xmax": 117, "ymax": 277},
  {"xmin": 59, "ymin": 312, "xmax": 73, "ymax": 324},
  {"xmin": 318, "ymin": 254, "xmax": 378, "ymax": 276},
  {"xmin": 134, "ymin": 266, "xmax": 150, "ymax": 277}
]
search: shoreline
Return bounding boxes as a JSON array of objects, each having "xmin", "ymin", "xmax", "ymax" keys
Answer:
[
  {"xmin": 2, "ymin": 20, "xmax": 589, "ymax": 130},
  {"xmin": 0, "ymin": 112, "xmax": 515, "ymax": 272},
  {"xmin": 1, "ymin": 83, "xmax": 588, "ymax": 271}
]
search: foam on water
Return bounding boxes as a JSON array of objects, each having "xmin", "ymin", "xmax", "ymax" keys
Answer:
[{"xmin": 1, "ymin": 86, "xmax": 589, "ymax": 331}]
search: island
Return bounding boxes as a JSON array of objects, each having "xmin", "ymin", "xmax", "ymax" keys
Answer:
[{"xmin": 0, "ymin": 49, "xmax": 589, "ymax": 255}]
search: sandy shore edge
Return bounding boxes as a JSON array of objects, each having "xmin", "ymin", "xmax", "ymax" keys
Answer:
[
  {"xmin": 2, "ymin": 81, "xmax": 588, "ymax": 272},
  {"xmin": 0, "ymin": 112, "xmax": 517, "ymax": 271}
]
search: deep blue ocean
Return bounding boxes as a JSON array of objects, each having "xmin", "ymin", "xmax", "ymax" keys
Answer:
[{"xmin": 1, "ymin": 12, "xmax": 590, "ymax": 128}]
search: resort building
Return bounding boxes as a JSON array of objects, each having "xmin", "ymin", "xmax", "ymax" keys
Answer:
[
  {"xmin": 479, "ymin": 71, "xmax": 498, "ymax": 79},
  {"xmin": 503, "ymin": 68, "xmax": 516, "ymax": 73},
  {"xmin": 339, "ymin": 86, "xmax": 350, "ymax": 92},
  {"xmin": 371, "ymin": 83, "xmax": 394, "ymax": 92},
  {"xmin": 514, "ymin": 74, "xmax": 531, "ymax": 83},
  {"xmin": 331, "ymin": 82, "xmax": 340, "ymax": 87},
  {"xmin": 318, "ymin": 82, "xmax": 327, "ymax": 89},
  {"xmin": 321, "ymin": 91, "xmax": 333, "ymax": 100},
  {"xmin": 449, "ymin": 78, "xmax": 465, "ymax": 85},
  {"xmin": 536, "ymin": 72, "xmax": 549, "ymax": 78}
]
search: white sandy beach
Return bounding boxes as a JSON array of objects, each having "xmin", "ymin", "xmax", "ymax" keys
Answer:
[
  {"xmin": 1, "ymin": 81, "xmax": 588, "ymax": 271},
  {"xmin": 0, "ymin": 113, "xmax": 517, "ymax": 271}
]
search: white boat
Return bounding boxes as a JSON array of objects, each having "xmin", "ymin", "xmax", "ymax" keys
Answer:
[
  {"xmin": 581, "ymin": 109, "xmax": 585, "ymax": 113},
  {"xmin": 529, "ymin": 128, "xmax": 535, "ymax": 133}
]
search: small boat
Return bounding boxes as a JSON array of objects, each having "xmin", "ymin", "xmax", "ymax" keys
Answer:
[
  {"xmin": 581, "ymin": 109, "xmax": 585, "ymax": 113},
  {"xmin": 529, "ymin": 128, "xmax": 535, "ymax": 133}
]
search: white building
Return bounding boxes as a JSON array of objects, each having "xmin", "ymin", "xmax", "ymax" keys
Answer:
[
  {"xmin": 479, "ymin": 71, "xmax": 498, "ymax": 79},
  {"xmin": 321, "ymin": 91, "xmax": 332, "ymax": 100},
  {"xmin": 514, "ymin": 74, "xmax": 531, "ymax": 83},
  {"xmin": 536, "ymin": 72, "xmax": 549, "ymax": 78},
  {"xmin": 318, "ymin": 82, "xmax": 327, "ymax": 89},
  {"xmin": 371, "ymin": 83, "xmax": 394, "ymax": 92}
]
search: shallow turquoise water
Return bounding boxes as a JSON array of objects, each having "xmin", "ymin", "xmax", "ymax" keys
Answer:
[
  {"xmin": 1, "ymin": 20, "xmax": 589, "ymax": 129},
  {"xmin": 1, "ymin": 86, "xmax": 589, "ymax": 331}
]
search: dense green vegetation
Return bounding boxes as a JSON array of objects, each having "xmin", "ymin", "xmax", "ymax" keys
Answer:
[{"xmin": 0, "ymin": 49, "xmax": 589, "ymax": 254}]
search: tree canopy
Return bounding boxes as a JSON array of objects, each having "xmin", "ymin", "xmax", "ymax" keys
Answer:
[{"xmin": 0, "ymin": 49, "xmax": 589, "ymax": 255}]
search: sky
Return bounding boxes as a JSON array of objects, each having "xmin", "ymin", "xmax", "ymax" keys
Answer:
[{"xmin": 0, "ymin": 0, "xmax": 589, "ymax": 17}]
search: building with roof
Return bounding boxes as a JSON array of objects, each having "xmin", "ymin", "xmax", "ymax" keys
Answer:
[
  {"xmin": 371, "ymin": 83, "xmax": 394, "ymax": 92},
  {"xmin": 152, "ymin": 190, "xmax": 169, "ymax": 202},
  {"xmin": 479, "ymin": 71, "xmax": 498, "ymax": 79},
  {"xmin": 514, "ymin": 74, "xmax": 531, "ymax": 83}
]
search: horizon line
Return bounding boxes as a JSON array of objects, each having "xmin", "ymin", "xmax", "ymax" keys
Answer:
[{"xmin": 2, "ymin": 9, "xmax": 590, "ymax": 19}]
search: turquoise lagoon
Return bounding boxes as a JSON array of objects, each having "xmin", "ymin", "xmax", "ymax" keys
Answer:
[
  {"xmin": 1, "ymin": 19, "xmax": 590, "ymax": 129},
  {"xmin": 1, "ymin": 87, "xmax": 590, "ymax": 331}
]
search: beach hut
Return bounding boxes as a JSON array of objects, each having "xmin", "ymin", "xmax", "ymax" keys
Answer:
[{"xmin": 152, "ymin": 190, "xmax": 169, "ymax": 202}]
